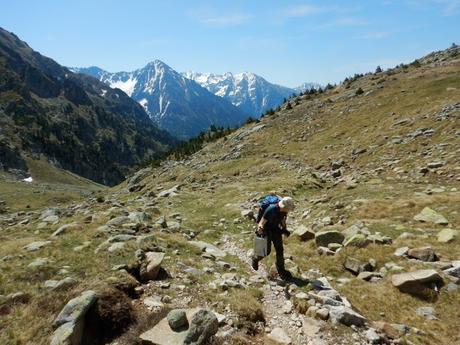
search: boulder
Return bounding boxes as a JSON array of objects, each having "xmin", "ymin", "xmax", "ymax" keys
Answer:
[
  {"xmin": 167, "ymin": 309, "xmax": 188, "ymax": 331},
  {"xmin": 343, "ymin": 234, "xmax": 370, "ymax": 248},
  {"xmin": 50, "ymin": 320, "xmax": 84, "ymax": 345},
  {"xmin": 344, "ymin": 257, "xmax": 366, "ymax": 275},
  {"xmin": 184, "ymin": 309, "xmax": 219, "ymax": 345},
  {"xmin": 52, "ymin": 290, "xmax": 97, "ymax": 329},
  {"xmin": 391, "ymin": 269, "xmax": 443, "ymax": 295},
  {"xmin": 267, "ymin": 327, "xmax": 292, "ymax": 344},
  {"xmin": 394, "ymin": 246, "xmax": 409, "ymax": 257},
  {"xmin": 416, "ymin": 307, "xmax": 437, "ymax": 320},
  {"xmin": 293, "ymin": 225, "xmax": 315, "ymax": 241},
  {"xmin": 444, "ymin": 263, "xmax": 460, "ymax": 278},
  {"xmin": 328, "ymin": 306, "xmax": 366, "ymax": 327},
  {"xmin": 437, "ymin": 229, "xmax": 458, "ymax": 243},
  {"xmin": 44, "ymin": 277, "xmax": 78, "ymax": 291},
  {"xmin": 140, "ymin": 252, "xmax": 165, "ymax": 281},
  {"xmin": 407, "ymin": 247, "xmax": 438, "ymax": 262},
  {"xmin": 413, "ymin": 207, "xmax": 448, "ymax": 225},
  {"xmin": 140, "ymin": 308, "xmax": 218, "ymax": 345},
  {"xmin": 315, "ymin": 231, "xmax": 344, "ymax": 247},
  {"xmin": 128, "ymin": 211, "xmax": 151, "ymax": 223},
  {"xmin": 189, "ymin": 241, "xmax": 226, "ymax": 258}
]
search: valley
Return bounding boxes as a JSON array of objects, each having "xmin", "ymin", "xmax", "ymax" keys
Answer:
[{"xmin": 1, "ymin": 42, "xmax": 459, "ymax": 345}]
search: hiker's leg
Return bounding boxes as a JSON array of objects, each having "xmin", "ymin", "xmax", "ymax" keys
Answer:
[{"xmin": 272, "ymin": 231, "xmax": 286, "ymax": 275}]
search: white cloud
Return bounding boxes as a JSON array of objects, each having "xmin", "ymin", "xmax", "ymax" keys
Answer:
[
  {"xmin": 280, "ymin": 4, "xmax": 324, "ymax": 18},
  {"xmin": 190, "ymin": 10, "xmax": 252, "ymax": 27},
  {"xmin": 358, "ymin": 31, "xmax": 391, "ymax": 39}
]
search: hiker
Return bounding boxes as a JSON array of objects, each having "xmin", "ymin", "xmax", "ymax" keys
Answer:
[{"xmin": 252, "ymin": 196, "xmax": 295, "ymax": 280}]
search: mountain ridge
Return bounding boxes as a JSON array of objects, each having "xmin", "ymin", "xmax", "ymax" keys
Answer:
[
  {"xmin": 0, "ymin": 27, "xmax": 177, "ymax": 186},
  {"xmin": 71, "ymin": 62, "xmax": 248, "ymax": 139}
]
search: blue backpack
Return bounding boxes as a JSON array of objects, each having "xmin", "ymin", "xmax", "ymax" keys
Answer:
[{"xmin": 256, "ymin": 195, "xmax": 280, "ymax": 223}]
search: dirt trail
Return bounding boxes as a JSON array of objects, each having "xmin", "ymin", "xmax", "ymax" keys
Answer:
[{"xmin": 221, "ymin": 234, "xmax": 332, "ymax": 345}]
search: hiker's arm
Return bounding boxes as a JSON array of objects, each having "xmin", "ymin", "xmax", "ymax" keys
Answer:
[
  {"xmin": 257, "ymin": 218, "xmax": 267, "ymax": 234},
  {"xmin": 281, "ymin": 217, "xmax": 287, "ymax": 230}
]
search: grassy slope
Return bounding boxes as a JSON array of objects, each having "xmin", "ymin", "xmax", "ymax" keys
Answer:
[{"xmin": 1, "ymin": 48, "xmax": 459, "ymax": 345}]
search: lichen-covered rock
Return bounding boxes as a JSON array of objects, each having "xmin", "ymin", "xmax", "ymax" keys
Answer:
[
  {"xmin": 315, "ymin": 231, "xmax": 344, "ymax": 247},
  {"xmin": 413, "ymin": 207, "xmax": 448, "ymax": 225}
]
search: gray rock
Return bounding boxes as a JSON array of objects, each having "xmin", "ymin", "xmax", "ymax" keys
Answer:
[
  {"xmin": 140, "ymin": 308, "xmax": 215, "ymax": 345},
  {"xmin": 28, "ymin": 257, "xmax": 50, "ymax": 268},
  {"xmin": 437, "ymin": 228, "xmax": 458, "ymax": 243},
  {"xmin": 50, "ymin": 320, "xmax": 83, "ymax": 345},
  {"xmin": 128, "ymin": 211, "xmax": 151, "ymax": 223},
  {"xmin": 293, "ymin": 225, "xmax": 315, "ymax": 241},
  {"xmin": 189, "ymin": 241, "xmax": 226, "ymax": 258},
  {"xmin": 45, "ymin": 277, "xmax": 77, "ymax": 291},
  {"xmin": 343, "ymin": 233, "xmax": 370, "ymax": 247},
  {"xmin": 52, "ymin": 223, "xmax": 82, "ymax": 237},
  {"xmin": 394, "ymin": 246, "xmax": 409, "ymax": 257},
  {"xmin": 158, "ymin": 185, "xmax": 180, "ymax": 197},
  {"xmin": 444, "ymin": 263, "xmax": 460, "ymax": 278},
  {"xmin": 407, "ymin": 246, "xmax": 438, "ymax": 262},
  {"xmin": 391, "ymin": 269, "xmax": 443, "ymax": 295},
  {"xmin": 416, "ymin": 306, "xmax": 437, "ymax": 320},
  {"xmin": 106, "ymin": 216, "xmax": 130, "ymax": 227},
  {"xmin": 364, "ymin": 328, "xmax": 382, "ymax": 344},
  {"xmin": 184, "ymin": 309, "xmax": 219, "ymax": 345},
  {"xmin": 167, "ymin": 309, "xmax": 188, "ymax": 330},
  {"xmin": 52, "ymin": 290, "xmax": 97, "ymax": 329},
  {"xmin": 413, "ymin": 207, "xmax": 448, "ymax": 225},
  {"xmin": 23, "ymin": 241, "xmax": 52, "ymax": 252},
  {"xmin": 328, "ymin": 306, "xmax": 366, "ymax": 327},
  {"xmin": 140, "ymin": 252, "xmax": 165, "ymax": 281},
  {"xmin": 315, "ymin": 230, "xmax": 344, "ymax": 247},
  {"xmin": 267, "ymin": 327, "xmax": 292, "ymax": 344},
  {"xmin": 108, "ymin": 242, "xmax": 125, "ymax": 252}
]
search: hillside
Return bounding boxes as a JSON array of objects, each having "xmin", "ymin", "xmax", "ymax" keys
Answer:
[
  {"xmin": 72, "ymin": 62, "xmax": 248, "ymax": 139},
  {"xmin": 0, "ymin": 28, "xmax": 177, "ymax": 186},
  {"xmin": 0, "ymin": 45, "xmax": 459, "ymax": 345}
]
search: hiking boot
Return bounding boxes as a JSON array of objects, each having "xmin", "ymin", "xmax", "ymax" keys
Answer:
[
  {"xmin": 279, "ymin": 270, "xmax": 293, "ymax": 281},
  {"xmin": 251, "ymin": 257, "xmax": 259, "ymax": 271}
]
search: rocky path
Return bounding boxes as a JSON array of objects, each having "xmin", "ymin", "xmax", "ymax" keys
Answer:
[{"xmin": 221, "ymin": 234, "xmax": 330, "ymax": 345}]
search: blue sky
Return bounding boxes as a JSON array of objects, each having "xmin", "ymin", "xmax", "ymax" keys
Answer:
[{"xmin": 1, "ymin": 0, "xmax": 459, "ymax": 86}]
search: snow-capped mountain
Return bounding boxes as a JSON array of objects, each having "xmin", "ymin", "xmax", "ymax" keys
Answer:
[
  {"xmin": 71, "ymin": 61, "xmax": 247, "ymax": 139},
  {"xmin": 183, "ymin": 71, "xmax": 297, "ymax": 116},
  {"xmin": 182, "ymin": 72, "xmax": 320, "ymax": 116},
  {"xmin": 295, "ymin": 82, "xmax": 322, "ymax": 93}
]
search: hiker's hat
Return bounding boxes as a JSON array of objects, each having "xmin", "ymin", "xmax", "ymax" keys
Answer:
[{"xmin": 279, "ymin": 197, "xmax": 295, "ymax": 211}]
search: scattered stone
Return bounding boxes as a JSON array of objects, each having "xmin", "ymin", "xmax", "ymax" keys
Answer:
[
  {"xmin": 407, "ymin": 247, "xmax": 438, "ymax": 262},
  {"xmin": 315, "ymin": 230, "xmax": 344, "ymax": 247},
  {"xmin": 241, "ymin": 209, "xmax": 254, "ymax": 220},
  {"xmin": 140, "ymin": 252, "xmax": 165, "ymax": 281},
  {"xmin": 158, "ymin": 185, "xmax": 180, "ymax": 198},
  {"xmin": 185, "ymin": 309, "xmax": 219, "ymax": 345},
  {"xmin": 391, "ymin": 269, "xmax": 443, "ymax": 295},
  {"xmin": 52, "ymin": 290, "xmax": 97, "ymax": 329},
  {"xmin": 168, "ymin": 309, "xmax": 189, "ymax": 330},
  {"xmin": 437, "ymin": 229, "xmax": 458, "ymax": 243},
  {"xmin": 357, "ymin": 272, "xmax": 382, "ymax": 281},
  {"xmin": 328, "ymin": 306, "xmax": 366, "ymax": 327},
  {"xmin": 416, "ymin": 307, "xmax": 437, "ymax": 320},
  {"xmin": 427, "ymin": 161, "xmax": 445, "ymax": 169},
  {"xmin": 44, "ymin": 277, "xmax": 77, "ymax": 291},
  {"xmin": 23, "ymin": 241, "xmax": 52, "ymax": 252},
  {"xmin": 364, "ymin": 328, "xmax": 382, "ymax": 344},
  {"xmin": 413, "ymin": 207, "xmax": 448, "ymax": 225},
  {"xmin": 293, "ymin": 225, "xmax": 315, "ymax": 241},
  {"xmin": 444, "ymin": 263, "xmax": 460, "ymax": 278},
  {"xmin": 343, "ymin": 234, "xmax": 370, "ymax": 248},
  {"xmin": 51, "ymin": 223, "xmax": 82, "ymax": 237},
  {"xmin": 128, "ymin": 211, "xmax": 151, "ymax": 223},
  {"xmin": 189, "ymin": 241, "xmax": 226, "ymax": 258},
  {"xmin": 394, "ymin": 246, "xmax": 409, "ymax": 257},
  {"xmin": 28, "ymin": 257, "xmax": 50, "ymax": 268},
  {"xmin": 267, "ymin": 327, "xmax": 292, "ymax": 344}
]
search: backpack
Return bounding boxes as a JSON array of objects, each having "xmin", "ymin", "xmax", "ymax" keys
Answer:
[{"xmin": 256, "ymin": 195, "xmax": 280, "ymax": 223}]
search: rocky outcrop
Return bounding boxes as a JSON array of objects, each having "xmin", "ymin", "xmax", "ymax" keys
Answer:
[{"xmin": 51, "ymin": 291, "xmax": 97, "ymax": 345}]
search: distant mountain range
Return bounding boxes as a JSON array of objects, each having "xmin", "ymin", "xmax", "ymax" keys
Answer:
[
  {"xmin": 0, "ymin": 27, "xmax": 176, "ymax": 185},
  {"xmin": 71, "ymin": 63, "xmax": 248, "ymax": 139},
  {"xmin": 183, "ymin": 71, "xmax": 315, "ymax": 116},
  {"xmin": 72, "ymin": 65, "xmax": 320, "ymax": 137}
]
